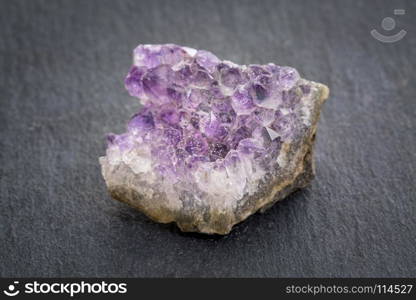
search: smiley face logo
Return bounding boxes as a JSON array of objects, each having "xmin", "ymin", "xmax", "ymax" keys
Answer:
[
  {"xmin": 371, "ymin": 9, "xmax": 407, "ymax": 43},
  {"xmin": 3, "ymin": 281, "xmax": 20, "ymax": 297}
]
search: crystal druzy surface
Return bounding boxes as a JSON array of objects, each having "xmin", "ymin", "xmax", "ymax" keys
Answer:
[{"xmin": 100, "ymin": 44, "xmax": 329, "ymax": 234}]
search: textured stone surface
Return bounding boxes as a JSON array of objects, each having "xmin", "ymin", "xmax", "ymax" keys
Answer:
[
  {"xmin": 100, "ymin": 44, "xmax": 329, "ymax": 234},
  {"xmin": 2, "ymin": 0, "xmax": 416, "ymax": 277}
]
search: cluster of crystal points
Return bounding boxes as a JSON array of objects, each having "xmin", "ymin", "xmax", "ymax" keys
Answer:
[
  {"xmin": 100, "ymin": 44, "xmax": 331, "ymax": 234},
  {"xmin": 106, "ymin": 44, "xmax": 313, "ymax": 200}
]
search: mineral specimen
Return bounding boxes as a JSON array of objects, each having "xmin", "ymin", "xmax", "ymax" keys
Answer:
[{"xmin": 100, "ymin": 44, "xmax": 329, "ymax": 234}]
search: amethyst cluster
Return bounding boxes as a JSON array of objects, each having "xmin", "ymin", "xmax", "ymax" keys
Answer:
[
  {"xmin": 115, "ymin": 44, "xmax": 304, "ymax": 177},
  {"xmin": 100, "ymin": 44, "xmax": 329, "ymax": 234}
]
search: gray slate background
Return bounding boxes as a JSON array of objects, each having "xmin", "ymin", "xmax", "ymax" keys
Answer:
[{"xmin": 1, "ymin": 0, "xmax": 415, "ymax": 277}]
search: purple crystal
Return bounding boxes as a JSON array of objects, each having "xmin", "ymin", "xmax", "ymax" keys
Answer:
[
  {"xmin": 111, "ymin": 44, "xmax": 311, "ymax": 182},
  {"xmin": 185, "ymin": 133, "xmax": 208, "ymax": 155},
  {"xmin": 101, "ymin": 43, "xmax": 330, "ymax": 234},
  {"xmin": 195, "ymin": 50, "xmax": 220, "ymax": 73},
  {"xmin": 128, "ymin": 109, "xmax": 154, "ymax": 132}
]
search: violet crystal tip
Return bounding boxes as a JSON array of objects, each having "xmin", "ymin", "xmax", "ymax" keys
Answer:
[{"xmin": 100, "ymin": 44, "xmax": 329, "ymax": 234}]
